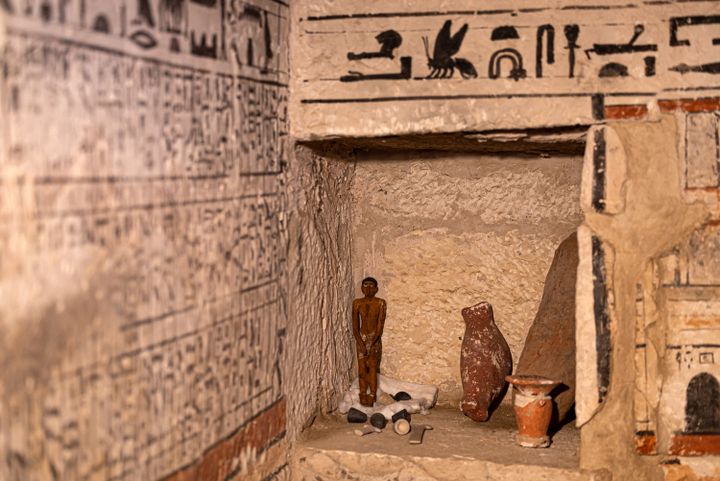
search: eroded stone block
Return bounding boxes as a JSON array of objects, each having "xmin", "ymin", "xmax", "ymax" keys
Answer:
[
  {"xmin": 685, "ymin": 113, "xmax": 720, "ymax": 189},
  {"xmin": 517, "ymin": 232, "xmax": 578, "ymax": 425}
]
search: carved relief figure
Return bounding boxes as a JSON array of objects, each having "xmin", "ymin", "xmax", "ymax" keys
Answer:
[{"xmin": 352, "ymin": 277, "xmax": 386, "ymax": 406}]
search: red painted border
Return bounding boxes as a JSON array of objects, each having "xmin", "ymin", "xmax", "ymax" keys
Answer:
[
  {"xmin": 659, "ymin": 98, "xmax": 720, "ymax": 114},
  {"xmin": 604, "ymin": 97, "xmax": 720, "ymax": 120},
  {"xmin": 605, "ymin": 105, "xmax": 649, "ymax": 120},
  {"xmin": 162, "ymin": 398, "xmax": 287, "ymax": 481},
  {"xmin": 670, "ymin": 433, "xmax": 720, "ymax": 456}
]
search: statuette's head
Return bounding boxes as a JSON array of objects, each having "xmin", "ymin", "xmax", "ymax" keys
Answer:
[{"xmin": 361, "ymin": 277, "xmax": 378, "ymax": 298}]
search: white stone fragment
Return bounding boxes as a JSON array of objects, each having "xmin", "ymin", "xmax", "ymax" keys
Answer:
[
  {"xmin": 338, "ymin": 374, "xmax": 438, "ymax": 420},
  {"xmin": 354, "ymin": 424, "xmax": 381, "ymax": 436},
  {"xmin": 393, "ymin": 419, "xmax": 411, "ymax": 435},
  {"xmin": 575, "ymin": 225, "xmax": 601, "ymax": 427}
]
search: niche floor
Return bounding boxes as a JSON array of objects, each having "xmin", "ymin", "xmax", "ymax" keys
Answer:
[{"xmin": 292, "ymin": 405, "xmax": 596, "ymax": 481}]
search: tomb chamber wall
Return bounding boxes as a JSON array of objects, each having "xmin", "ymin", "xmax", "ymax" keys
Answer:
[{"xmin": 0, "ymin": 3, "xmax": 352, "ymax": 481}]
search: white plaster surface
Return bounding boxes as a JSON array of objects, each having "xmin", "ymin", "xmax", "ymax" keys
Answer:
[{"xmin": 574, "ymin": 226, "xmax": 603, "ymax": 428}]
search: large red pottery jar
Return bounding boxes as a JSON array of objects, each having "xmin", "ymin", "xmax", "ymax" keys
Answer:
[
  {"xmin": 460, "ymin": 301, "xmax": 512, "ymax": 422},
  {"xmin": 506, "ymin": 375, "xmax": 561, "ymax": 448}
]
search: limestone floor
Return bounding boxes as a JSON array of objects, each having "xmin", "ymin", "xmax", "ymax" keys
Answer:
[
  {"xmin": 292, "ymin": 405, "xmax": 602, "ymax": 481},
  {"xmin": 293, "ymin": 404, "xmax": 603, "ymax": 481},
  {"xmin": 300, "ymin": 404, "xmax": 578, "ymax": 468}
]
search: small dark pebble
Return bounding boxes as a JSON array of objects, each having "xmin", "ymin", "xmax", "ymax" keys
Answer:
[
  {"xmin": 347, "ymin": 408, "xmax": 367, "ymax": 423},
  {"xmin": 391, "ymin": 409, "xmax": 411, "ymax": 423},
  {"xmin": 393, "ymin": 391, "xmax": 412, "ymax": 401},
  {"xmin": 370, "ymin": 413, "xmax": 387, "ymax": 429}
]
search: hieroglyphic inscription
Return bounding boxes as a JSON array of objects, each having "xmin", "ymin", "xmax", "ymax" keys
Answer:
[
  {"xmin": 301, "ymin": 2, "xmax": 720, "ymax": 95},
  {"xmin": 0, "ymin": 1, "xmax": 290, "ymax": 479},
  {"xmin": 293, "ymin": 0, "xmax": 720, "ymax": 138},
  {"xmin": 3, "ymin": 0, "xmax": 289, "ymax": 78}
]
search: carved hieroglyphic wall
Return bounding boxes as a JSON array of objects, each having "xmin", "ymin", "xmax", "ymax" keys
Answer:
[
  {"xmin": 0, "ymin": 1, "xmax": 292, "ymax": 480},
  {"xmin": 292, "ymin": 0, "xmax": 720, "ymax": 139}
]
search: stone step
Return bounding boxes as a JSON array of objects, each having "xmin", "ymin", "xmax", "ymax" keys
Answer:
[
  {"xmin": 291, "ymin": 406, "xmax": 607, "ymax": 481},
  {"xmin": 293, "ymin": 448, "xmax": 607, "ymax": 481}
]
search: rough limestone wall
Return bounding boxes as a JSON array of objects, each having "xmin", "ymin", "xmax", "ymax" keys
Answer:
[
  {"xmin": 0, "ymin": 3, "xmax": 301, "ymax": 481},
  {"xmin": 351, "ymin": 151, "xmax": 582, "ymax": 404},
  {"xmin": 284, "ymin": 145, "xmax": 355, "ymax": 439}
]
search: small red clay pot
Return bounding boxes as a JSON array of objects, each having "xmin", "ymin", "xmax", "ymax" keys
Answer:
[{"xmin": 506, "ymin": 374, "xmax": 561, "ymax": 448}]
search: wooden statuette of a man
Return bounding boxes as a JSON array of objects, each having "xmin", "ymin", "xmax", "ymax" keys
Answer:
[{"xmin": 352, "ymin": 277, "xmax": 386, "ymax": 407}]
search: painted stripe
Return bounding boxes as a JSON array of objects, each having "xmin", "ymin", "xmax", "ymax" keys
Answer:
[{"xmin": 160, "ymin": 398, "xmax": 287, "ymax": 481}]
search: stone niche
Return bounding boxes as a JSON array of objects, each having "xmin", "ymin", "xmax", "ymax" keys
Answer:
[
  {"xmin": 295, "ymin": 114, "xmax": 720, "ymax": 481},
  {"xmin": 293, "ymin": 133, "xmax": 588, "ymax": 481},
  {"xmin": 348, "ymin": 142, "xmax": 583, "ymax": 405},
  {"xmin": 290, "ymin": 0, "xmax": 720, "ymax": 479}
]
